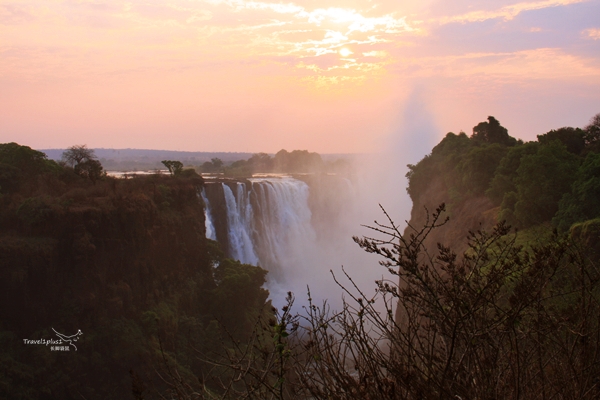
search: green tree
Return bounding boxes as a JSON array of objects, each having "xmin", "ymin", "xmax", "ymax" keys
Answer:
[
  {"xmin": 457, "ymin": 143, "xmax": 508, "ymax": 195},
  {"xmin": 0, "ymin": 143, "xmax": 59, "ymax": 192},
  {"xmin": 471, "ymin": 116, "xmax": 517, "ymax": 146},
  {"xmin": 0, "ymin": 142, "xmax": 50, "ymax": 173},
  {"xmin": 210, "ymin": 258, "xmax": 269, "ymax": 338},
  {"xmin": 509, "ymin": 141, "xmax": 579, "ymax": 227},
  {"xmin": 210, "ymin": 158, "xmax": 223, "ymax": 169},
  {"xmin": 161, "ymin": 160, "xmax": 183, "ymax": 175},
  {"xmin": 248, "ymin": 152, "xmax": 273, "ymax": 172},
  {"xmin": 62, "ymin": 145, "xmax": 104, "ymax": 183},
  {"xmin": 537, "ymin": 127, "xmax": 585, "ymax": 155},
  {"xmin": 584, "ymin": 112, "xmax": 600, "ymax": 152},
  {"xmin": 486, "ymin": 142, "xmax": 539, "ymax": 204},
  {"xmin": 553, "ymin": 151, "xmax": 600, "ymax": 231},
  {"xmin": 75, "ymin": 159, "xmax": 103, "ymax": 184}
]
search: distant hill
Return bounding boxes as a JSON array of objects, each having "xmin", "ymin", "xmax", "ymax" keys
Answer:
[
  {"xmin": 40, "ymin": 148, "xmax": 255, "ymax": 171},
  {"xmin": 39, "ymin": 148, "xmax": 354, "ymax": 171}
]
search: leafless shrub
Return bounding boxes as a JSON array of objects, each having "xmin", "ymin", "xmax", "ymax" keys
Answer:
[{"xmin": 165, "ymin": 204, "xmax": 600, "ymax": 399}]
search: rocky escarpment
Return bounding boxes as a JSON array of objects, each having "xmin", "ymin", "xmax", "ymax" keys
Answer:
[{"xmin": 405, "ymin": 172, "xmax": 498, "ymax": 256}]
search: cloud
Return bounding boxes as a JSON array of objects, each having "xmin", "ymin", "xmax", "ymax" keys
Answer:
[
  {"xmin": 0, "ymin": 3, "xmax": 35, "ymax": 24},
  {"xmin": 583, "ymin": 28, "xmax": 600, "ymax": 40},
  {"xmin": 437, "ymin": 0, "xmax": 589, "ymax": 24}
]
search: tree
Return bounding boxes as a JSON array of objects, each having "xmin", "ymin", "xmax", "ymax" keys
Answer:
[
  {"xmin": 248, "ymin": 153, "xmax": 273, "ymax": 172},
  {"xmin": 486, "ymin": 142, "xmax": 539, "ymax": 204},
  {"xmin": 553, "ymin": 151, "xmax": 600, "ymax": 231},
  {"xmin": 75, "ymin": 159, "xmax": 103, "ymax": 184},
  {"xmin": 161, "ymin": 160, "xmax": 183, "ymax": 176},
  {"xmin": 537, "ymin": 127, "xmax": 586, "ymax": 155},
  {"xmin": 457, "ymin": 143, "xmax": 508, "ymax": 195},
  {"xmin": 0, "ymin": 143, "xmax": 57, "ymax": 192},
  {"xmin": 62, "ymin": 145, "xmax": 96, "ymax": 167},
  {"xmin": 472, "ymin": 116, "xmax": 517, "ymax": 146},
  {"xmin": 584, "ymin": 112, "xmax": 600, "ymax": 152},
  {"xmin": 210, "ymin": 158, "xmax": 223, "ymax": 169},
  {"xmin": 61, "ymin": 145, "xmax": 103, "ymax": 183},
  {"xmin": 509, "ymin": 141, "xmax": 579, "ymax": 227}
]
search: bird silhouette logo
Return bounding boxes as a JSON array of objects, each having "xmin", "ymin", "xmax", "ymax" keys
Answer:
[{"xmin": 52, "ymin": 328, "xmax": 83, "ymax": 351}]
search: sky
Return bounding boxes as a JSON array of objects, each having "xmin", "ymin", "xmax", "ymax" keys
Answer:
[{"xmin": 1, "ymin": 0, "xmax": 599, "ymax": 153}]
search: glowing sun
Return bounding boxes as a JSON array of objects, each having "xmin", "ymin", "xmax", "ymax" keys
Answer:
[{"xmin": 339, "ymin": 47, "xmax": 353, "ymax": 57}]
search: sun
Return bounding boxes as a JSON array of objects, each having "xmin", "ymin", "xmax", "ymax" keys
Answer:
[{"xmin": 339, "ymin": 47, "xmax": 353, "ymax": 57}]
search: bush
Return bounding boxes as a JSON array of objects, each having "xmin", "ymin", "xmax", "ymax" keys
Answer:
[{"xmin": 172, "ymin": 204, "xmax": 600, "ymax": 399}]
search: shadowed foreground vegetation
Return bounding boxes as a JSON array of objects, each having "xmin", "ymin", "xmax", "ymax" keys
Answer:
[
  {"xmin": 158, "ymin": 203, "xmax": 600, "ymax": 399},
  {"xmin": 1, "ymin": 112, "xmax": 600, "ymax": 399},
  {"xmin": 0, "ymin": 143, "xmax": 272, "ymax": 399}
]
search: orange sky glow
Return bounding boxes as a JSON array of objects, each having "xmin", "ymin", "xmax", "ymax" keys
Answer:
[{"xmin": 1, "ymin": 0, "xmax": 599, "ymax": 153}]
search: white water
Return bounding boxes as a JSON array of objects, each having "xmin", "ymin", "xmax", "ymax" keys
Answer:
[
  {"xmin": 222, "ymin": 183, "xmax": 260, "ymax": 265},
  {"xmin": 215, "ymin": 178, "xmax": 316, "ymax": 278},
  {"xmin": 203, "ymin": 175, "xmax": 383, "ymax": 309},
  {"xmin": 200, "ymin": 188, "xmax": 217, "ymax": 241}
]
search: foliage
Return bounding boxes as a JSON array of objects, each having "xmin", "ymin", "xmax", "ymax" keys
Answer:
[
  {"xmin": 210, "ymin": 258, "xmax": 270, "ymax": 338},
  {"xmin": 0, "ymin": 142, "xmax": 50, "ymax": 173},
  {"xmin": 457, "ymin": 143, "xmax": 508, "ymax": 195},
  {"xmin": 537, "ymin": 126, "xmax": 586, "ymax": 155},
  {"xmin": 502, "ymin": 141, "xmax": 579, "ymax": 227},
  {"xmin": 553, "ymin": 151, "xmax": 600, "ymax": 231},
  {"xmin": 584, "ymin": 113, "xmax": 600, "ymax": 152},
  {"xmin": 471, "ymin": 116, "xmax": 518, "ymax": 146},
  {"xmin": 62, "ymin": 145, "xmax": 104, "ymax": 183},
  {"xmin": 486, "ymin": 142, "xmax": 539, "ymax": 204},
  {"xmin": 0, "ymin": 143, "xmax": 59, "ymax": 193},
  {"xmin": 0, "ymin": 157, "xmax": 274, "ymax": 399},
  {"xmin": 406, "ymin": 118, "xmax": 517, "ymax": 205},
  {"xmin": 188, "ymin": 204, "xmax": 600, "ymax": 399},
  {"xmin": 273, "ymin": 149, "xmax": 323, "ymax": 173},
  {"xmin": 74, "ymin": 158, "xmax": 103, "ymax": 183},
  {"xmin": 162, "ymin": 160, "xmax": 184, "ymax": 175},
  {"xmin": 406, "ymin": 112, "xmax": 600, "ymax": 231}
]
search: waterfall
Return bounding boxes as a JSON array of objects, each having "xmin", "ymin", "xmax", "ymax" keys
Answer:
[
  {"xmin": 200, "ymin": 188, "xmax": 217, "ymax": 241},
  {"xmin": 222, "ymin": 183, "xmax": 260, "ymax": 265},
  {"xmin": 249, "ymin": 178, "xmax": 316, "ymax": 279},
  {"xmin": 205, "ymin": 177, "xmax": 317, "ymax": 281},
  {"xmin": 202, "ymin": 175, "xmax": 369, "ymax": 308}
]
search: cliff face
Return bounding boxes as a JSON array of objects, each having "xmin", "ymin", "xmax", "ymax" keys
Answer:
[
  {"xmin": 0, "ymin": 172, "xmax": 219, "ymax": 398},
  {"xmin": 405, "ymin": 172, "xmax": 498, "ymax": 256}
]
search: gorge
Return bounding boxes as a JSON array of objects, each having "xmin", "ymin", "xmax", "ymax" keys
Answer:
[{"xmin": 200, "ymin": 175, "xmax": 361, "ymax": 302}]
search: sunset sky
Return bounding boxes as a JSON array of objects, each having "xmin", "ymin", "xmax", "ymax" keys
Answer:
[{"xmin": 1, "ymin": 0, "xmax": 599, "ymax": 153}]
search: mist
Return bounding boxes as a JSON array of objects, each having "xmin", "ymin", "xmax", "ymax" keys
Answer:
[{"xmin": 211, "ymin": 87, "xmax": 441, "ymax": 313}]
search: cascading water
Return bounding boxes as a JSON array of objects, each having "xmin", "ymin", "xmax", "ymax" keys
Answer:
[
  {"xmin": 249, "ymin": 178, "xmax": 316, "ymax": 281},
  {"xmin": 200, "ymin": 188, "xmax": 217, "ymax": 241},
  {"xmin": 222, "ymin": 183, "xmax": 259, "ymax": 265},
  {"xmin": 202, "ymin": 177, "xmax": 317, "ymax": 284},
  {"xmin": 201, "ymin": 175, "xmax": 371, "ymax": 308}
]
